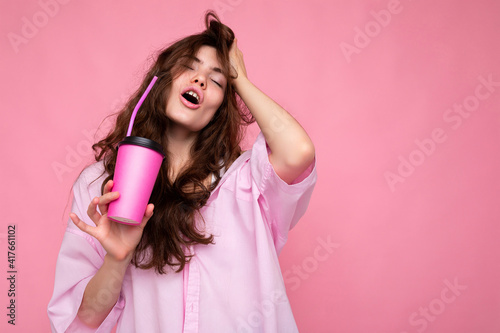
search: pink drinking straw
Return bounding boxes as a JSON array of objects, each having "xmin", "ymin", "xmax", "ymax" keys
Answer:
[{"xmin": 126, "ymin": 76, "xmax": 158, "ymax": 137}]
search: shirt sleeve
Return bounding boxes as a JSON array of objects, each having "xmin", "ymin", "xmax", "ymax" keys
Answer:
[
  {"xmin": 47, "ymin": 165, "xmax": 125, "ymax": 333},
  {"xmin": 250, "ymin": 132, "xmax": 318, "ymax": 254}
]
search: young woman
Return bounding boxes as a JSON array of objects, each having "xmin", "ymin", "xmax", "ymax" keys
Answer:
[{"xmin": 48, "ymin": 11, "xmax": 317, "ymax": 333}]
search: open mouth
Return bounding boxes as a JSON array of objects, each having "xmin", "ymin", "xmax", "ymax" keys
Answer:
[{"xmin": 182, "ymin": 90, "xmax": 200, "ymax": 105}]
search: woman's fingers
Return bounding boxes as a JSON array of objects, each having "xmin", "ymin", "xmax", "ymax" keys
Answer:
[
  {"xmin": 70, "ymin": 213, "xmax": 97, "ymax": 238},
  {"xmin": 98, "ymin": 180, "xmax": 115, "ymax": 216},
  {"xmin": 97, "ymin": 191, "xmax": 119, "ymax": 217},
  {"xmin": 139, "ymin": 204, "xmax": 154, "ymax": 229},
  {"xmin": 231, "ymin": 38, "xmax": 238, "ymax": 52},
  {"xmin": 86, "ymin": 190, "xmax": 119, "ymax": 225},
  {"xmin": 87, "ymin": 197, "xmax": 102, "ymax": 224},
  {"xmin": 103, "ymin": 179, "xmax": 114, "ymax": 194},
  {"xmin": 229, "ymin": 38, "xmax": 247, "ymax": 80}
]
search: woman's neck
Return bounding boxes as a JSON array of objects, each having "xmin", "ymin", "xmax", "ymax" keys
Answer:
[{"xmin": 165, "ymin": 123, "xmax": 197, "ymax": 181}]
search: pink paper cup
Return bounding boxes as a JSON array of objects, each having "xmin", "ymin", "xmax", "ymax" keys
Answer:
[{"xmin": 107, "ymin": 136, "xmax": 165, "ymax": 225}]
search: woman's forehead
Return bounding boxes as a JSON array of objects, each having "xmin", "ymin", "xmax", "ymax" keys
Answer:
[{"xmin": 193, "ymin": 46, "xmax": 223, "ymax": 72}]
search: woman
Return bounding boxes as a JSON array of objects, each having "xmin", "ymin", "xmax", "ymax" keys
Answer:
[{"xmin": 48, "ymin": 11, "xmax": 317, "ymax": 333}]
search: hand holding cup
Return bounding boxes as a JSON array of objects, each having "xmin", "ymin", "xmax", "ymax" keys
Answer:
[{"xmin": 70, "ymin": 179, "xmax": 154, "ymax": 262}]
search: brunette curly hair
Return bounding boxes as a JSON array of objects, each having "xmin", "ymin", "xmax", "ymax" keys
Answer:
[{"xmin": 92, "ymin": 11, "xmax": 254, "ymax": 274}]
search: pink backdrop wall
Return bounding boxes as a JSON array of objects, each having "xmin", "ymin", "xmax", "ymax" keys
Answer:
[{"xmin": 1, "ymin": 0, "xmax": 499, "ymax": 332}]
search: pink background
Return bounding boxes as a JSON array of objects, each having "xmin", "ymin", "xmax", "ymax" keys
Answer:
[{"xmin": 1, "ymin": 0, "xmax": 499, "ymax": 332}]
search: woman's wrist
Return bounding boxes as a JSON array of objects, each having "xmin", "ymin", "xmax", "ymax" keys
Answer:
[
  {"xmin": 104, "ymin": 253, "xmax": 133, "ymax": 272},
  {"xmin": 232, "ymin": 75, "xmax": 251, "ymax": 96}
]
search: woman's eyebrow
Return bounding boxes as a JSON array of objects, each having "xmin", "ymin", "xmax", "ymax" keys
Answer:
[{"xmin": 191, "ymin": 56, "xmax": 223, "ymax": 74}]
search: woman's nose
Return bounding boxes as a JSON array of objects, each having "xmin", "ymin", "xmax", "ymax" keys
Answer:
[{"xmin": 192, "ymin": 74, "xmax": 206, "ymax": 88}]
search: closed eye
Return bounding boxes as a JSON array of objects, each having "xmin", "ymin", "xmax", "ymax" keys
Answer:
[{"xmin": 212, "ymin": 79, "xmax": 222, "ymax": 88}]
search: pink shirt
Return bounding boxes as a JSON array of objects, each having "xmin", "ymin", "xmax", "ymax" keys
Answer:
[{"xmin": 48, "ymin": 132, "xmax": 317, "ymax": 332}]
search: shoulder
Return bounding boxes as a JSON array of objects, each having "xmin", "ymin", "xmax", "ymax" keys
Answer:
[
  {"xmin": 78, "ymin": 161, "xmax": 106, "ymax": 183},
  {"xmin": 73, "ymin": 161, "xmax": 108, "ymax": 196}
]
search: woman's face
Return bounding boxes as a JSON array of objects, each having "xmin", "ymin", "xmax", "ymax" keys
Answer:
[{"xmin": 165, "ymin": 45, "xmax": 227, "ymax": 134}]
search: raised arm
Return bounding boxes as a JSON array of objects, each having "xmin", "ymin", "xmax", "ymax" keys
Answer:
[{"xmin": 229, "ymin": 39, "xmax": 315, "ymax": 185}]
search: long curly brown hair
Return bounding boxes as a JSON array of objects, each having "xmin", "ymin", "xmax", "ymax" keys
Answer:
[{"xmin": 92, "ymin": 11, "xmax": 254, "ymax": 274}]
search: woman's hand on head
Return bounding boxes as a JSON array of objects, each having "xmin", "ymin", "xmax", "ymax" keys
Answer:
[
  {"xmin": 70, "ymin": 179, "xmax": 154, "ymax": 262},
  {"xmin": 229, "ymin": 38, "xmax": 248, "ymax": 86}
]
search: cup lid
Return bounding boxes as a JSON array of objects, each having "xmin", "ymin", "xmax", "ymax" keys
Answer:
[{"xmin": 118, "ymin": 136, "xmax": 165, "ymax": 157}]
